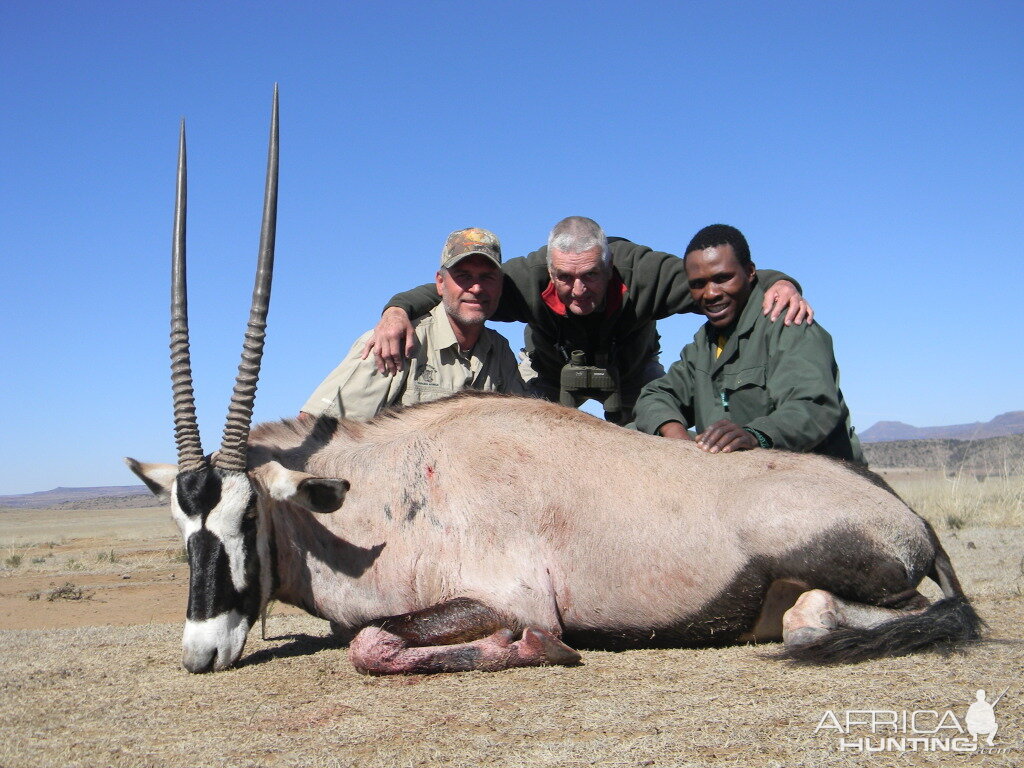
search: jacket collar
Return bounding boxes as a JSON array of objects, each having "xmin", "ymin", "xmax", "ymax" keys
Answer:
[{"xmin": 706, "ymin": 280, "xmax": 764, "ymax": 372}]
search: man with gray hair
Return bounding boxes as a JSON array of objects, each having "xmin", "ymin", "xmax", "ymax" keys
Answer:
[
  {"xmin": 365, "ymin": 216, "xmax": 811, "ymax": 423},
  {"xmin": 301, "ymin": 227, "xmax": 525, "ymax": 421}
]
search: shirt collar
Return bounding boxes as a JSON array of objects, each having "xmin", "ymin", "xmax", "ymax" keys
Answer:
[
  {"xmin": 426, "ymin": 302, "xmax": 492, "ymax": 359},
  {"xmin": 703, "ymin": 280, "xmax": 765, "ymax": 350}
]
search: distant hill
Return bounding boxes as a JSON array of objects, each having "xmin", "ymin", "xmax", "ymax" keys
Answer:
[
  {"xmin": 863, "ymin": 433, "xmax": 1024, "ymax": 473},
  {"xmin": 860, "ymin": 411, "xmax": 1024, "ymax": 443},
  {"xmin": 0, "ymin": 485, "xmax": 162, "ymax": 510}
]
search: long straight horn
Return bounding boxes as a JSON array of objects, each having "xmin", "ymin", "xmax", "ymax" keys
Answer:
[
  {"xmin": 216, "ymin": 85, "xmax": 279, "ymax": 472},
  {"xmin": 170, "ymin": 119, "xmax": 206, "ymax": 472}
]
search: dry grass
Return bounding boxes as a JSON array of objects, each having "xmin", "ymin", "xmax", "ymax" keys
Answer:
[
  {"xmin": 883, "ymin": 468, "xmax": 1024, "ymax": 531},
  {"xmin": 0, "ymin": 505, "xmax": 177, "ymax": 548},
  {"xmin": 0, "ymin": 505, "xmax": 180, "ymax": 577},
  {"xmin": 1, "ymin": 594, "xmax": 1021, "ymax": 768}
]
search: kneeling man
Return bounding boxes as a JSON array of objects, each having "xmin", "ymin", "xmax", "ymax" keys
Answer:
[
  {"xmin": 635, "ymin": 224, "xmax": 862, "ymax": 461},
  {"xmin": 301, "ymin": 228, "xmax": 526, "ymax": 420}
]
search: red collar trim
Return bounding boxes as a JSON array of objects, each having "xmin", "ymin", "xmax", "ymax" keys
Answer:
[
  {"xmin": 541, "ymin": 269, "xmax": 627, "ymax": 317},
  {"xmin": 540, "ymin": 280, "xmax": 566, "ymax": 314}
]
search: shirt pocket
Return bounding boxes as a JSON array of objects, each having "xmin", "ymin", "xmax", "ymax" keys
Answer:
[
  {"xmin": 405, "ymin": 384, "xmax": 458, "ymax": 405},
  {"xmin": 720, "ymin": 365, "xmax": 772, "ymax": 416}
]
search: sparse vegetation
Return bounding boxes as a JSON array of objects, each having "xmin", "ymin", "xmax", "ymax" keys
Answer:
[
  {"xmin": 66, "ymin": 558, "xmax": 84, "ymax": 571},
  {"xmin": 871, "ymin": 438, "xmax": 1024, "ymax": 530},
  {"xmin": 170, "ymin": 546, "xmax": 188, "ymax": 563},
  {"xmin": 46, "ymin": 582, "xmax": 91, "ymax": 601},
  {"xmin": 97, "ymin": 549, "xmax": 119, "ymax": 563},
  {"xmin": 5, "ymin": 553, "xmax": 23, "ymax": 568},
  {"xmin": 885, "ymin": 465, "xmax": 1024, "ymax": 529},
  {"xmin": 945, "ymin": 512, "xmax": 969, "ymax": 530}
]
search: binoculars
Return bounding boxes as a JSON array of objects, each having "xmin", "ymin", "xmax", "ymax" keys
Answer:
[{"xmin": 559, "ymin": 350, "xmax": 622, "ymax": 418}]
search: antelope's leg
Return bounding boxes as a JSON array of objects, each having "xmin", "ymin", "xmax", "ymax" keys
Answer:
[
  {"xmin": 782, "ymin": 589, "xmax": 930, "ymax": 649},
  {"xmin": 372, "ymin": 597, "xmax": 506, "ymax": 645},
  {"xmin": 737, "ymin": 578, "xmax": 809, "ymax": 642},
  {"xmin": 348, "ymin": 597, "xmax": 581, "ymax": 675}
]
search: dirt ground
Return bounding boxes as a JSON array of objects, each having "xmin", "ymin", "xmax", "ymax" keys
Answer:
[
  {"xmin": 0, "ymin": 506, "xmax": 309, "ymax": 631},
  {"xmin": 1, "ymin": 505, "xmax": 1022, "ymax": 767}
]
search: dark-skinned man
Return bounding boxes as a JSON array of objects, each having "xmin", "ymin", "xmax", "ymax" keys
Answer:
[
  {"xmin": 634, "ymin": 224, "xmax": 863, "ymax": 461},
  {"xmin": 363, "ymin": 216, "xmax": 813, "ymax": 424}
]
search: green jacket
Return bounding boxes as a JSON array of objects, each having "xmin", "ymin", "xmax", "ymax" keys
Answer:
[
  {"xmin": 634, "ymin": 281, "xmax": 863, "ymax": 462},
  {"xmin": 385, "ymin": 238, "xmax": 797, "ymax": 395}
]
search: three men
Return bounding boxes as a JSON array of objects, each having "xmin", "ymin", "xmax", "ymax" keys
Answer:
[
  {"xmin": 634, "ymin": 224, "xmax": 862, "ymax": 462},
  {"xmin": 301, "ymin": 228, "xmax": 525, "ymax": 421},
  {"xmin": 365, "ymin": 216, "xmax": 811, "ymax": 423}
]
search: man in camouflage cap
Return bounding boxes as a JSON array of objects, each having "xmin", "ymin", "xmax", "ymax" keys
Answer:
[{"xmin": 301, "ymin": 228, "xmax": 526, "ymax": 421}]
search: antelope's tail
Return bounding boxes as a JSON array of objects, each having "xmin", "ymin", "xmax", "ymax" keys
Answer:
[{"xmin": 785, "ymin": 528, "xmax": 984, "ymax": 664}]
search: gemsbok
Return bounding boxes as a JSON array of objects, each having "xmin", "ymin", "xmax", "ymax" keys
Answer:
[{"xmin": 128, "ymin": 90, "xmax": 982, "ymax": 674}]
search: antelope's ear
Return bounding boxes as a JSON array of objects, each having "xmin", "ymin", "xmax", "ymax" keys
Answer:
[
  {"xmin": 124, "ymin": 458, "xmax": 178, "ymax": 500},
  {"xmin": 295, "ymin": 478, "xmax": 350, "ymax": 514},
  {"xmin": 259, "ymin": 462, "xmax": 349, "ymax": 514}
]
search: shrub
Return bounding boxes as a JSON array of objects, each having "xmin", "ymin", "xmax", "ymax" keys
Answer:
[{"xmin": 47, "ymin": 582, "xmax": 90, "ymax": 601}]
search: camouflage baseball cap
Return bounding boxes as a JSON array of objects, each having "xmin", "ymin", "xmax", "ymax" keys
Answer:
[{"xmin": 440, "ymin": 227, "xmax": 502, "ymax": 269}]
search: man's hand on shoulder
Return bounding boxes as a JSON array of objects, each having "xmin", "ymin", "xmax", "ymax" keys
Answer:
[
  {"xmin": 695, "ymin": 420, "xmax": 759, "ymax": 453},
  {"xmin": 657, "ymin": 421, "xmax": 693, "ymax": 441},
  {"xmin": 361, "ymin": 307, "xmax": 415, "ymax": 375},
  {"xmin": 763, "ymin": 280, "xmax": 814, "ymax": 326}
]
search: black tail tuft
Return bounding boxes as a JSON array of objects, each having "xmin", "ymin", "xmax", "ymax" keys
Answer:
[{"xmin": 783, "ymin": 595, "xmax": 984, "ymax": 665}]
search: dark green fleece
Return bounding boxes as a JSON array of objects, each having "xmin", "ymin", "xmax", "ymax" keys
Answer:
[{"xmin": 634, "ymin": 281, "xmax": 863, "ymax": 462}]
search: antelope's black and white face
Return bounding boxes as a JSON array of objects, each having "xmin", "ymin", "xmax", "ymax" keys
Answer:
[
  {"xmin": 126, "ymin": 457, "xmax": 348, "ymax": 672},
  {"xmin": 126, "ymin": 460, "xmax": 262, "ymax": 671},
  {"xmin": 175, "ymin": 466, "xmax": 262, "ymax": 672}
]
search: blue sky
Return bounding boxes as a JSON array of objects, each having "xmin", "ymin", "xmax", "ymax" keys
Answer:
[{"xmin": 1, "ymin": 1, "xmax": 1021, "ymax": 494}]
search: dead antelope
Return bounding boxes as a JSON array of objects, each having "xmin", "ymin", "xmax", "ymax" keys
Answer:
[{"xmin": 127, "ymin": 92, "xmax": 981, "ymax": 675}]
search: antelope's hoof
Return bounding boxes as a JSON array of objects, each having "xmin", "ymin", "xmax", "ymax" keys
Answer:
[
  {"xmin": 783, "ymin": 626, "xmax": 829, "ymax": 650},
  {"xmin": 522, "ymin": 627, "xmax": 583, "ymax": 666}
]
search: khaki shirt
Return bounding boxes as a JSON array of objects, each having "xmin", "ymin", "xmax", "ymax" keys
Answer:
[{"xmin": 302, "ymin": 303, "xmax": 527, "ymax": 420}]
